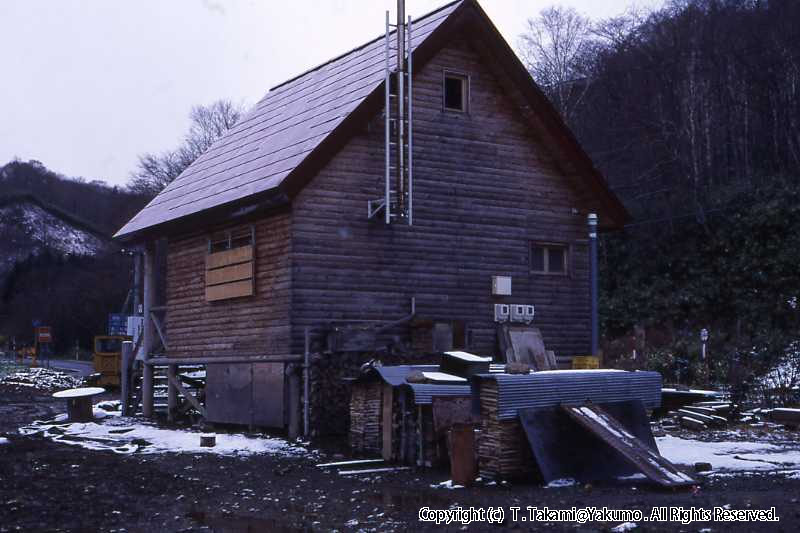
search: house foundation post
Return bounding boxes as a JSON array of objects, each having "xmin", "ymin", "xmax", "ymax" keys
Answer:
[{"xmin": 142, "ymin": 242, "xmax": 156, "ymax": 418}]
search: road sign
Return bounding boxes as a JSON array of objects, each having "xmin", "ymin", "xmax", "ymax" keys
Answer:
[{"xmin": 36, "ymin": 326, "xmax": 52, "ymax": 344}]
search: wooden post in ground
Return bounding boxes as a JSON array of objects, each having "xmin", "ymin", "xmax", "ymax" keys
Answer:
[
  {"xmin": 120, "ymin": 341, "xmax": 133, "ymax": 416},
  {"xmin": 142, "ymin": 243, "xmax": 155, "ymax": 418},
  {"xmin": 167, "ymin": 364, "xmax": 178, "ymax": 421}
]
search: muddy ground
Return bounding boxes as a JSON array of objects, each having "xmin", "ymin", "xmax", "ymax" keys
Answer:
[{"xmin": 2, "ymin": 385, "xmax": 800, "ymax": 532}]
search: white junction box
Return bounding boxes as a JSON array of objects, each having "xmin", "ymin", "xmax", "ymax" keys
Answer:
[
  {"xmin": 494, "ymin": 303, "xmax": 510, "ymax": 322},
  {"xmin": 524, "ymin": 305, "xmax": 535, "ymax": 322},
  {"xmin": 492, "ymin": 275, "xmax": 512, "ymax": 296}
]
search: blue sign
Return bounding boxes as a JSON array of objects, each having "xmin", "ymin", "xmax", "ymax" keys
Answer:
[{"xmin": 108, "ymin": 314, "xmax": 128, "ymax": 336}]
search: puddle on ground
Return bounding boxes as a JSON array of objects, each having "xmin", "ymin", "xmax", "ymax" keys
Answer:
[
  {"xmin": 187, "ymin": 511, "xmax": 307, "ymax": 532},
  {"xmin": 367, "ymin": 486, "xmax": 450, "ymax": 509}
]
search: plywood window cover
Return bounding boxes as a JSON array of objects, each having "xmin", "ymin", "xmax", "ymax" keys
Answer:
[
  {"xmin": 205, "ymin": 227, "xmax": 255, "ymax": 302},
  {"xmin": 531, "ymin": 242, "xmax": 569, "ymax": 276}
]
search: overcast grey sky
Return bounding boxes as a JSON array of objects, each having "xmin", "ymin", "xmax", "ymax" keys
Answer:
[{"xmin": 0, "ymin": 0, "xmax": 660, "ymax": 187}]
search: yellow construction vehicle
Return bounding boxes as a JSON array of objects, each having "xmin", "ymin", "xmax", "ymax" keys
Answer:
[{"xmin": 93, "ymin": 335, "xmax": 131, "ymax": 387}]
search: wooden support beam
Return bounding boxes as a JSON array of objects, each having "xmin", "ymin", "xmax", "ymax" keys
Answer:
[
  {"xmin": 120, "ymin": 341, "xmax": 133, "ymax": 416},
  {"xmin": 167, "ymin": 364, "xmax": 178, "ymax": 421},
  {"xmin": 287, "ymin": 367, "xmax": 301, "ymax": 440},
  {"xmin": 166, "ymin": 372, "xmax": 207, "ymax": 418},
  {"xmin": 141, "ymin": 243, "xmax": 156, "ymax": 418},
  {"xmin": 150, "ymin": 312, "xmax": 168, "ymax": 350},
  {"xmin": 146, "ymin": 354, "xmax": 302, "ymax": 365}
]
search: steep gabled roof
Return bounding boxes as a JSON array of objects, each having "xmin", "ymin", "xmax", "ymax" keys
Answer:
[
  {"xmin": 115, "ymin": 1, "xmax": 462, "ymax": 240},
  {"xmin": 116, "ymin": 0, "xmax": 628, "ymax": 241}
]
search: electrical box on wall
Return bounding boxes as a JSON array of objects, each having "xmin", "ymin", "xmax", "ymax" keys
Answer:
[
  {"xmin": 492, "ymin": 275, "xmax": 512, "ymax": 296},
  {"xmin": 510, "ymin": 304, "xmax": 526, "ymax": 322},
  {"xmin": 494, "ymin": 304, "xmax": 510, "ymax": 322},
  {"xmin": 524, "ymin": 305, "xmax": 535, "ymax": 322}
]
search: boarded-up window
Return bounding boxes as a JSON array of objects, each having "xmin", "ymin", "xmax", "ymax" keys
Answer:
[
  {"xmin": 531, "ymin": 243, "xmax": 568, "ymax": 275},
  {"xmin": 205, "ymin": 227, "xmax": 255, "ymax": 301}
]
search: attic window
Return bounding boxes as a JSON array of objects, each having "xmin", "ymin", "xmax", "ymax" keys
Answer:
[
  {"xmin": 205, "ymin": 227, "xmax": 255, "ymax": 302},
  {"xmin": 443, "ymin": 72, "xmax": 468, "ymax": 112},
  {"xmin": 531, "ymin": 243, "xmax": 568, "ymax": 275}
]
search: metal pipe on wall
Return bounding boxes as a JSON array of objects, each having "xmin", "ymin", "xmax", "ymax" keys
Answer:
[
  {"xmin": 407, "ymin": 14, "xmax": 413, "ymax": 226},
  {"xmin": 588, "ymin": 213, "xmax": 599, "ymax": 355},
  {"xmin": 384, "ymin": 10, "xmax": 391, "ymax": 224},
  {"xmin": 396, "ymin": 0, "xmax": 405, "ymax": 217},
  {"xmin": 304, "ymin": 327, "xmax": 310, "ymax": 437}
]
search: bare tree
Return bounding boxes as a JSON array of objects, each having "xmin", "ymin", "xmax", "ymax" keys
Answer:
[
  {"xmin": 128, "ymin": 99, "xmax": 244, "ymax": 196},
  {"xmin": 518, "ymin": 6, "xmax": 595, "ymax": 123}
]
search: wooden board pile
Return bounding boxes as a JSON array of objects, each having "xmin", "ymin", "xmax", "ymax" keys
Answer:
[
  {"xmin": 477, "ymin": 380, "xmax": 536, "ymax": 479},
  {"xmin": 662, "ymin": 400, "xmax": 732, "ymax": 431},
  {"xmin": 349, "ymin": 382, "xmax": 382, "ymax": 453}
]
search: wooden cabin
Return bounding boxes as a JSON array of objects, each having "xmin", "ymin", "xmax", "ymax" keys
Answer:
[{"xmin": 114, "ymin": 0, "xmax": 628, "ymax": 435}]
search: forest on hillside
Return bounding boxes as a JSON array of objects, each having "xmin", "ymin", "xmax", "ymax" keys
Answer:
[
  {"xmin": 521, "ymin": 0, "xmax": 800, "ymax": 392},
  {"xmin": 0, "ymin": 161, "xmax": 150, "ymax": 352}
]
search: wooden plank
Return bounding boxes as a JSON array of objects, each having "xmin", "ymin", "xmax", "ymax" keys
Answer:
[
  {"xmin": 205, "ymin": 279, "xmax": 254, "ymax": 302},
  {"xmin": 206, "ymin": 245, "xmax": 254, "ymax": 270},
  {"xmin": 166, "ymin": 372, "xmax": 207, "ymax": 417},
  {"xmin": 562, "ymin": 403, "xmax": 695, "ymax": 487},
  {"xmin": 317, "ymin": 458, "xmax": 385, "ymax": 468},
  {"xmin": 206, "ymin": 261, "xmax": 254, "ymax": 286}
]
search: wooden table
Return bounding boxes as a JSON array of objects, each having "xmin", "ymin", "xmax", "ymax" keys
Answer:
[{"xmin": 52, "ymin": 387, "xmax": 106, "ymax": 422}]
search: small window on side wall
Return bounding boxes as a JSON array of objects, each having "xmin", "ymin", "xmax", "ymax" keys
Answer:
[
  {"xmin": 444, "ymin": 72, "xmax": 468, "ymax": 112},
  {"xmin": 531, "ymin": 243, "xmax": 568, "ymax": 275}
]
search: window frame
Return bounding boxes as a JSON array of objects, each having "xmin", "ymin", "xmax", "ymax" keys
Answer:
[
  {"xmin": 530, "ymin": 242, "xmax": 570, "ymax": 276},
  {"xmin": 442, "ymin": 70, "xmax": 469, "ymax": 113}
]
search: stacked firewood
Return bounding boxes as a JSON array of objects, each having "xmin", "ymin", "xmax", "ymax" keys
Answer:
[
  {"xmin": 477, "ymin": 380, "xmax": 536, "ymax": 479},
  {"xmin": 349, "ymin": 382, "xmax": 382, "ymax": 453}
]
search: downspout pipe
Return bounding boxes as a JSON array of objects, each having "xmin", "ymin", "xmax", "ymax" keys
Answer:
[{"xmin": 588, "ymin": 213, "xmax": 599, "ymax": 356}]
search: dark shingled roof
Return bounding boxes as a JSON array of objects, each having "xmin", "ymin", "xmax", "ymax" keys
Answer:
[
  {"xmin": 115, "ymin": 1, "xmax": 463, "ymax": 240},
  {"xmin": 116, "ymin": 0, "xmax": 629, "ymax": 241}
]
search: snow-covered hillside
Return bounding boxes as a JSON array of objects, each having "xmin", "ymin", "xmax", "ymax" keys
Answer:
[{"xmin": 0, "ymin": 199, "xmax": 107, "ymax": 276}]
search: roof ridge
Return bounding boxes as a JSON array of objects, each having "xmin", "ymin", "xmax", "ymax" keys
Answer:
[{"xmin": 269, "ymin": 0, "xmax": 464, "ymax": 92}]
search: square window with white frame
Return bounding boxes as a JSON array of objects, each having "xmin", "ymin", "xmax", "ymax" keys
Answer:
[
  {"xmin": 443, "ymin": 72, "xmax": 468, "ymax": 112},
  {"xmin": 531, "ymin": 243, "xmax": 568, "ymax": 275}
]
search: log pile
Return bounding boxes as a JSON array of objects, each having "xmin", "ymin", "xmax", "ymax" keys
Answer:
[
  {"xmin": 476, "ymin": 380, "xmax": 536, "ymax": 479},
  {"xmin": 349, "ymin": 382, "xmax": 382, "ymax": 453}
]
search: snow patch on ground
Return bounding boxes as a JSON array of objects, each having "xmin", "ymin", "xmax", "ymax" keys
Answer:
[
  {"xmin": 611, "ymin": 522, "xmax": 638, "ymax": 532},
  {"xmin": 657, "ymin": 435, "xmax": 800, "ymax": 474},
  {"xmin": 430, "ymin": 480, "xmax": 464, "ymax": 489},
  {"xmin": 19, "ymin": 410, "xmax": 315, "ymax": 458},
  {"xmin": 545, "ymin": 478, "xmax": 577, "ymax": 488},
  {"xmin": 0, "ymin": 437, "xmax": 9, "ymax": 445},
  {"xmin": 0, "ymin": 366, "xmax": 83, "ymax": 391}
]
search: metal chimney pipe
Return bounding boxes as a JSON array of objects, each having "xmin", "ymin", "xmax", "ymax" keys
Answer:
[
  {"xmin": 396, "ymin": 0, "xmax": 406, "ymax": 216},
  {"xmin": 588, "ymin": 213, "xmax": 599, "ymax": 356}
]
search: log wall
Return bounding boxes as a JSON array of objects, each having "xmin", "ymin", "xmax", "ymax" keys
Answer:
[
  {"xmin": 164, "ymin": 211, "xmax": 292, "ymax": 358},
  {"xmin": 290, "ymin": 36, "xmax": 594, "ymax": 358}
]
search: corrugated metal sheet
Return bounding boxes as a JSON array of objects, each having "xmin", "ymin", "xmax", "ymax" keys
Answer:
[
  {"xmin": 359, "ymin": 364, "xmax": 438, "ymax": 386},
  {"xmin": 115, "ymin": 1, "xmax": 463, "ymax": 239},
  {"xmin": 355, "ymin": 364, "xmax": 469, "ymax": 405},
  {"xmin": 475, "ymin": 370, "xmax": 662, "ymax": 420},
  {"xmin": 406, "ymin": 383, "xmax": 471, "ymax": 405}
]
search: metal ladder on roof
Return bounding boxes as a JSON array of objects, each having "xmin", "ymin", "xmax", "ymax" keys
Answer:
[{"xmin": 368, "ymin": 5, "xmax": 414, "ymax": 225}]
